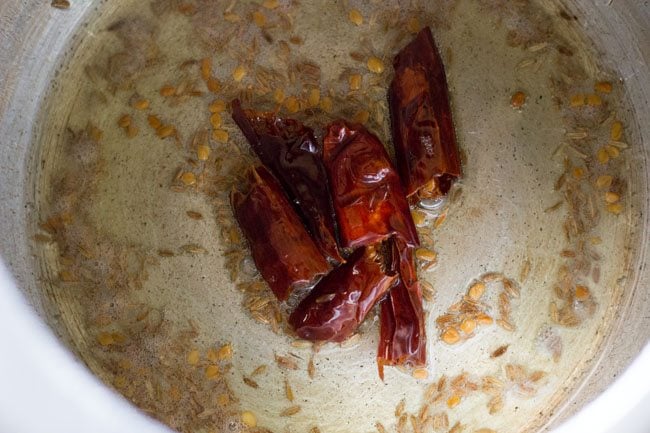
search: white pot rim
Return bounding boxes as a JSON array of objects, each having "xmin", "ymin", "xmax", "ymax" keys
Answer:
[{"xmin": 1, "ymin": 257, "xmax": 649, "ymax": 433}]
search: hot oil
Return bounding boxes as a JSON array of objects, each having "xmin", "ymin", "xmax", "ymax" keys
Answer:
[{"xmin": 32, "ymin": 0, "xmax": 642, "ymax": 432}]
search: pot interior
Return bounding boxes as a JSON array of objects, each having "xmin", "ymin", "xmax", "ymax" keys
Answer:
[{"xmin": 15, "ymin": 0, "xmax": 650, "ymax": 432}]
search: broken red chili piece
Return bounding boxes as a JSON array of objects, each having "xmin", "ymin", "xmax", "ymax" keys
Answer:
[
  {"xmin": 377, "ymin": 238, "xmax": 426, "ymax": 380},
  {"xmin": 231, "ymin": 166, "xmax": 330, "ymax": 301},
  {"xmin": 389, "ymin": 26, "xmax": 461, "ymax": 201},
  {"xmin": 289, "ymin": 242, "xmax": 398, "ymax": 342},
  {"xmin": 231, "ymin": 99, "xmax": 344, "ymax": 264},
  {"xmin": 322, "ymin": 120, "xmax": 419, "ymax": 251}
]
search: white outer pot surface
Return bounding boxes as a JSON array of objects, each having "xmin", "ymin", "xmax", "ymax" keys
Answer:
[{"xmin": 0, "ymin": 1, "xmax": 649, "ymax": 432}]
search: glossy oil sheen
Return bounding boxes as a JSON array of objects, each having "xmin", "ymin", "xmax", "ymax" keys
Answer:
[
  {"xmin": 389, "ymin": 27, "xmax": 462, "ymax": 199},
  {"xmin": 290, "ymin": 245, "xmax": 397, "ymax": 342},
  {"xmin": 231, "ymin": 99, "xmax": 343, "ymax": 264},
  {"xmin": 231, "ymin": 166, "xmax": 330, "ymax": 301},
  {"xmin": 323, "ymin": 120, "xmax": 419, "ymax": 250}
]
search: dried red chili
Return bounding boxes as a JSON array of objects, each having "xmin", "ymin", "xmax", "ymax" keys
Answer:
[
  {"xmin": 231, "ymin": 166, "xmax": 330, "ymax": 301},
  {"xmin": 289, "ymin": 242, "xmax": 398, "ymax": 342},
  {"xmin": 231, "ymin": 99, "xmax": 343, "ymax": 264},
  {"xmin": 389, "ymin": 26, "xmax": 461, "ymax": 201},
  {"xmin": 322, "ymin": 120, "xmax": 419, "ymax": 251},
  {"xmin": 377, "ymin": 238, "xmax": 426, "ymax": 379}
]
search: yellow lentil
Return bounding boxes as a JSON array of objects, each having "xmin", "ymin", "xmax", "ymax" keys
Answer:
[
  {"xmin": 252, "ymin": 10, "xmax": 266, "ymax": 27},
  {"xmin": 118, "ymin": 114, "xmax": 132, "ymax": 128},
  {"xmin": 412, "ymin": 368, "xmax": 428, "ymax": 380},
  {"xmin": 217, "ymin": 343, "xmax": 233, "ymax": 360},
  {"xmin": 572, "ymin": 167, "xmax": 585, "ymax": 179},
  {"xmin": 262, "ymin": 0, "xmax": 280, "ymax": 9},
  {"xmin": 575, "ymin": 285, "xmax": 590, "ymax": 300},
  {"xmin": 205, "ymin": 364, "xmax": 220, "ymax": 379},
  {"xmin": 241, "ymin": 411, "xmax": 257, "ymax": 428},
  {"xmin": 468, "ymin": 281, "xmax": 486, "ymax": 300},
  {"xmin": 610, "ymin": 121, "xmax": 623, "ymax": 141},
  {"xmin": 594, "ymin": 81, "xmax": 613, "ymax": 94},
  {"xmin": 273, "ymin": 88, "xmax": 286, "ymax": 104},
  {"xmin": 596, "ymin": 147, "xmax": 610, "ymax": 164},
  {"xmin": 210, "ymin": 112, "xmax": 223, "ymax": 129},
  {"xmin": 205, "ymin": 77, "xmax": 220, "ymax": 93},
  {"xmin": 197, "ymin": 145, "xmax": 211, "ymax": 161},
  {"xmin": 447, "ymin": 395, "xmax": 461, "ymax": 408},
  {"xmin": 510, "ymin": 91, "xmax": 526, "ymax": 108},
  {"xmin": 349, "ymin": 73, "xmax": 362, "ymax": 91},
  {"xmin": 157, "ymin": 125, "xmax": 176, "ymax": 138},
  {"xmin": 476, "ymin": 313, "xmax": 493, "ymax": 325},
  {"xmin": 460, "ymin": 318, "xmax": 476, "ymax": 334},
  {"xmin": 180, "ymin": 172, "xmax": 197, "ymax": 186},
  {"xmin": 606, "ymin": 145, "xmax": 620, "ymax": 158},
  {"xmin": 320, "ymin": 96, "xmax": 333, "ymax": 113},
  {"xmin": 233, "ymin": 65, "xmax": 247, "ymax": 82},
  {"xmin": 367, "ymin": 56, "xmax": 385, "ymax": 74},
  {"xmin": 126, "ymin": 124, "xmax": 138, "ymax": 138},
  {"xmin": 353, "ymin": 110, "xmax": 370, "ymax": 124},
  {"xmin": 97, "ymin": 332, "xmax": 115, "ymax": 346},
  {"xmin": 284, "ymin": 96, "xmax": 300, "ymax": 113},
  {"xmin": 133, "ymin": 99, "xmax": 150, "ymax": 110},
  {"xmin": 407, "ymin": 17, "xmax": 420, "ymax": 34},
  {"xmin": 348, "ymin": 9, "xmax": 363, "ymax": 26},
  {"xmin": 441, "ymin": 327, "xmax": 460, "ymax": 344},
  {"xmin": 411, "ymin": 209, "xmax": 426, "ymax": 226},
  {"xmin": 209, "ymin": 99, "xmax": 227, "ymax": 113},
  {"xmin": 147, "ymin": 115, "xmax": 162, "ymax": 130},
  {"xmin": 224, "ymin": 12, "xmax": 240, "ymax": 22},
  {"xmin": 569, "ymin": 94, "xmax": 585, "ymax": 107},
  {"xmin": 212, "ymin": 129, "xmax": 229, "ymax": 143},
  {"xmin": 605, "ymin": 191, "xmax": 620, "ymax": 203},
  {"xmin": 187, "ymin": 349, "xmax": 200, "ymax": 365},
  {"xmin": 595, "ymin": 175, "xmax": 613, "ymax": 189},
  {"xmin": 308, "ymin": 88, "xmax": 320, "ymax": 107},
  {"xmin": 606, "ymin": 203, "xmax": 623, "ymax": 214},
  {"xmin": 200, "ymin": 57, "xmax": 212, "ymax": 81},
  {"xmin": 160, "ymin": 85, "xmax": 176, "ymax": 97},
  {"xmin": 586, "ymin": 94, "xmax": 602, "ymax": 106},
  {"xmin": 415, "ymin": 247, "xmax": 437, "ymax": 262}
]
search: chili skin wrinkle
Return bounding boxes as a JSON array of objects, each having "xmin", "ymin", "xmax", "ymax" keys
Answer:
[
  {"xmin": 231, "ymin": 99, "xmax": 344, "ymax": 264},
  {"xmin": 388, "ymin": 26, "xmax": 461, "ymax": 201},
  {"xmin": 231, "ymin": 166, "xmax": 330, "ymax": 301},
  {"xmin": 322, "ymin": 120, "xmax": 419, "ymax": 251},
  {"xmin": 289, "ymin": 243, "xmax": 398, "ymax": 343}
]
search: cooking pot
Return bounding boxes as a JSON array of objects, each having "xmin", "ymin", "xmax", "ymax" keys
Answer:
[{"xmin": 0, "ymin": 1, "xmax": 649, "ymax": 432}]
